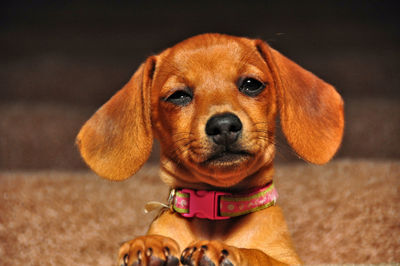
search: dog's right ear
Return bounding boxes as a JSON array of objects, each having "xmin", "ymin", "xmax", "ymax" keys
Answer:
[{"xmin": 76, "ymin": 56, "xmax": 156, "ymax": 181}]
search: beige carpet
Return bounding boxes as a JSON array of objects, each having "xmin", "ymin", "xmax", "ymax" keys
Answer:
[{"xmin": 1, "ymin": 159, "xmax": 399, "ymax": 265}]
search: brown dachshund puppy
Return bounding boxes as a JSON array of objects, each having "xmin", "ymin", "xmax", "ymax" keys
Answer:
[{"xmin": 77, "ymin": 34, "xmax": 344, "ymax": 265}]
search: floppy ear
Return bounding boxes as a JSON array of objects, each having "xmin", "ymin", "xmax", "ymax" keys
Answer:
[
  {"xmin": 76, "ymin": 57, "xmax": 156, "ymax": 180},
  {"xmin": 256, "ymin": 40, "xmax": 344, "ymax": 164}
]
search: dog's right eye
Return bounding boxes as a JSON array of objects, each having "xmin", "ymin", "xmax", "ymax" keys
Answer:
[{"xmin": 164, "ymin": 90, "xmax": 193, "ymax": 106}]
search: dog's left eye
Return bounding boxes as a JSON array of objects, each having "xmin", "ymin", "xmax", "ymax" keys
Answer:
[
  {"xmin": 238, "ymin": 78, "xmax": 265, "ymax": 97},
  {"xmin": 164, "ymin": 90, "xmax": 193, "ymax": 106}
]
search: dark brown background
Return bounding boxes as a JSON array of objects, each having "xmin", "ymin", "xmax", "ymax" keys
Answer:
[
  {"xmin": 1, "ymin": 1, "xmax": 399, "ymax": 264},
  {"xmin": 1, "ymin": 0, "xmax": 399, "ymax": 170}
]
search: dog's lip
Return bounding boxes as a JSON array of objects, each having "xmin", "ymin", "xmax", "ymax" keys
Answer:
[{"xmin": 201, "ymin": 150, "xmax": 253, "ymax": 165}]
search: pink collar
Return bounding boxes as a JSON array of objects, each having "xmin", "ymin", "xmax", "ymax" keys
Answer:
[{"xmin": 171, "ymin": 181, "xmax": 278, "ymax": 220}]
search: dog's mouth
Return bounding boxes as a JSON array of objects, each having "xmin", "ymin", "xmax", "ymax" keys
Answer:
[{"xmin": 201, "ymin": 149, "xmax": 253, "ymax": 166}]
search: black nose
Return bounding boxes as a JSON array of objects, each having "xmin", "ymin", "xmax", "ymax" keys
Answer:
[{"xmin": 205, "ymin": 113, "xmax": 242, "ymax": 146}]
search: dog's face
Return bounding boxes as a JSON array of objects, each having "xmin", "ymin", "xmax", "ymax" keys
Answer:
[
  {"xmin": 76, "ymin": 34, "xmax": 344, "ymax": 187},
  {"xmin": 151, "ymin": 36, "xmax": 277, "ymax": 186}
]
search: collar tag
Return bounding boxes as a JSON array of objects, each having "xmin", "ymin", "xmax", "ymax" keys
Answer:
[
  {"xmin": 144, "ymin": 201, "xmax": 169, "ymax": 214},
  {"xmin": 144, "ymin": 189, "xmax": 176, "ymax": 214}
]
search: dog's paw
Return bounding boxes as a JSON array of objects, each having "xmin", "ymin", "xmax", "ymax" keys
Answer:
[
  {"xmin": 180, "ymin": 240, "xmax": 241, "ymax": 266},
  {"xmin": 118, "ymin": 235, "xmax": 180, "ymax": 266}
]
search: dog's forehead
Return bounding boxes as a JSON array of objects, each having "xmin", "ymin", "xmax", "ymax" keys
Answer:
[
  {"xmin": 173, "ymin": 40, "xmax": 243, "ymax": 63},
  {"xmin": 159, "ymin": 35, "xmax": 262, "ymax": 77}
]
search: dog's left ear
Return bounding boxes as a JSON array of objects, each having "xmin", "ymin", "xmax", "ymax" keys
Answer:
[
  {"xmin": 255, "ymin": 40, "xmax": 344, "ymax": 164},
  {"xmin": 76, "ymin": 56, "xmax": 156, "ymax": 180}
]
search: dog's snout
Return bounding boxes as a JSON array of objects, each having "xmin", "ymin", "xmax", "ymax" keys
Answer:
[{"xmin": 205, "ymin": 113, "xmax": 242, "ymax": 145}]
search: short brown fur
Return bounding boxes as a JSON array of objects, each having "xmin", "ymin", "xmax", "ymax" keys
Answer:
[{"xmin": 77, "ymin": 33, "xmax": 344, "ymax": 265}]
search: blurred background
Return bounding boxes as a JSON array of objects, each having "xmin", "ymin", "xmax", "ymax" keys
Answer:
[{"xmin": 1, "ymin": 0, "xmax": 399, "ymax": 170}]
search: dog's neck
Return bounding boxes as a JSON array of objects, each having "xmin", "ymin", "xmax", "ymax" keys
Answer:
[{"xmin": 159, "ymin": 158, "xmax": 275, "ymax": 193}]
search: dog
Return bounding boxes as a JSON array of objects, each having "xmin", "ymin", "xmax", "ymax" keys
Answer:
[{"xmin": 76, "ymin": 33, "xmax": 344, "ymax": 265}]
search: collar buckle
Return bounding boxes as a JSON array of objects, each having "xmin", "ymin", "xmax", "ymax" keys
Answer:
[{"xmin": 181, "ymin": 189, "xmax": 231, "ymax": 220}]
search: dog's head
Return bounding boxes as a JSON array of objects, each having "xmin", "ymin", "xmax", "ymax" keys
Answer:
[{"xmin": 76, "ymin": 34, "xmax": 344, "ymax": 188}]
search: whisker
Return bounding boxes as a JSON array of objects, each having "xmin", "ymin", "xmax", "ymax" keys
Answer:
[
  {"xmin": 160, "ymin": 145, "xmax": 188, "ymax": 168},
  {"xmin": 172, "ymin": 132, "xmax": 194, "ymax": 137},
  {"xmin": 174, "ymin": 137, "xmax": 192, "ymax": 144},
  {"xmin": 159, "ymin": 135, "xmax": 203, "ymax": 168},
  {"xmin": 249, "ymin": 127, "xmax": 300, "ymax": 162},
  {"xmin": 251, "ymin": 129, "xmax": 269, "ymax": 133}
]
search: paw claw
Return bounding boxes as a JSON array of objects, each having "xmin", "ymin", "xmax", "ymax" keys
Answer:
[
  {"xmin": 118, "ymin": 235, "xmax": 180, "ymax": 266},
  {"xmin": 180, "ymin": 253, "xmax": 192, "ymax": 265},
  {"xmin": 163, "ymin": 246, "xmax": 170, "ymax": 257},
  {"xmin": 137, "ymin": 250, "xmax": 143, "ymax": 261},
  {"xmin": 181, "ymin": 241, "xmax": 237, "ymax": 266},
  {"xmin": 123, "ymin": 254, "xmax": 129, "ymax": 265},
  {"xmin": 146, "ymin": 247, "xmax": 153, "ymax": 257},
  {"xmin": 182, "ymin": 247, "xmax": 190, "ymax": 256}
]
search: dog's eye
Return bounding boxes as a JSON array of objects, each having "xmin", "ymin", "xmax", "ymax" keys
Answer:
[
  {"xmin": 165, "ymin": 90, "xmax": 193, "ymax": 106},
  {"xmin": 239, "ymin": 78, "xmax": 265, "ymax": 97}
]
